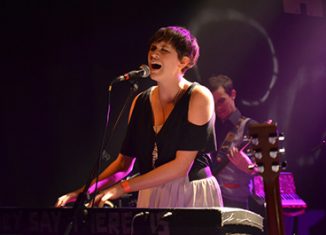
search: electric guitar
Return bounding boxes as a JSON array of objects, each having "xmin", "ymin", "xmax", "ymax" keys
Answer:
[
  {"xmin": 249, "ymin": 122, "xmax": 285, "ymax": 235},
  {"xmin": 212, "ymin": 117, "xmax": 251, "ymax": 175}
]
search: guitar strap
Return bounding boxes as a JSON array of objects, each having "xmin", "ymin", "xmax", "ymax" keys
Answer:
[{"xmin": 212, "ymin": 116, "xmax": 251, "ymax": 175}]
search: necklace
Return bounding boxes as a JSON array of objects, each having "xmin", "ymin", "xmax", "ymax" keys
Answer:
[
  {"xmin": 157, "ymin": 87, "xmax": 182, "ymax": 124},
  {"xmin": 152, "ymin": 86, "xmax": 183, "ymax": 168}
]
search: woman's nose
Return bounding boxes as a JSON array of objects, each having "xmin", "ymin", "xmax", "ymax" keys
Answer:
[{"xmin": 150, "ymin": 52, "xmax": 159, "ymax": 60}]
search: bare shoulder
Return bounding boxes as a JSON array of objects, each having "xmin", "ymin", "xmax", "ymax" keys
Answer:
[
  {"xmin": 190, "ymin": 84, "xmax": 214, "ymax": 105},
  {"xmin": 188, "ymin": 84, "xmax": 214, "ymax": 125}
]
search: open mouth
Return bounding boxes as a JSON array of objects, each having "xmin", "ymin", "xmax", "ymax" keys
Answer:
[{"xmin": 151, "ymin": 63, "xmax": 162, "ymax": 70}]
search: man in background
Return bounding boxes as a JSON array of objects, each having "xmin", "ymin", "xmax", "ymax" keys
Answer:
[{"xmin": 208, "ymin": 74, "xmax": 257, "ymax": 209}]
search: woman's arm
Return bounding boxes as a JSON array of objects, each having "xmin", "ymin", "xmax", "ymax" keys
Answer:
[
  {"xmin": 55, "ymin": 154, "xmax": 135, "ymax": 207},
  {"xmin": 55, "ymin": 93, "xmax": 141, "ymax": 207},
  {"xmin": 87, "ymin": 154, "xmax": 136, "ymax": 194}
]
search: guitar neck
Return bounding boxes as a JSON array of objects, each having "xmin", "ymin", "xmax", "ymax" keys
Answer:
[
  {"xmin": 249, "ymin": 122, "xmax": 285, "ymax": 235},
  {"xmin": 264, "ymin": 170, "xmax": 285, "ymax": 235}
]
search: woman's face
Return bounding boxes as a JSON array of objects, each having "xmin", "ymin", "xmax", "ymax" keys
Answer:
[{"xmin": 148, "ymin": 41, "xmax": 185, "ymax": 82}]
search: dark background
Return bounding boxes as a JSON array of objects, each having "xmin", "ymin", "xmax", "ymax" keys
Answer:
[{"xmin": 1, "ymin": 0, "xmax": 326, "ymax": 234}]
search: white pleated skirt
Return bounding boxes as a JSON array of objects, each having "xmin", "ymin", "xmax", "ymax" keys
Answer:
[{"xmin": 137, "ymin": 176, "xmax": 223, "ymax": 208}]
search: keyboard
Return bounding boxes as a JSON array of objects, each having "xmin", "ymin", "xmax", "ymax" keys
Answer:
[
  {"xmin": 0, "ymin": 207, "xmax": 263, "ymax": 235},
  {"xmin": 252, "ymin": 172, "xmax": 307, "ymax": 209},
  {"xmin": 255, "ymin": 193, "xmax": 307, "ymax": 208},
  {"xmin": 280, "ymin": 193, "xmax": 307, "ymax": 208}
]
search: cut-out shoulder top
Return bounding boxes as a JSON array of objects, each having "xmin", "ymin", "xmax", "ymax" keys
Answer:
[{"xmin": 121, "ymin": 83, "xmax": 217, "ymax": 175}]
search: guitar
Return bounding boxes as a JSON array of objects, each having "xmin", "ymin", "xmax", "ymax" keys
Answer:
[
  {"xmin": 249, "ymin": 122, "xmax": 285, "ymax": 235},
  {"xmin": 212, "ymin": 134, "xmax": 252, "ymax": 173},
  {"xmin": 212, "ymin": 117, "xmax": 251, "ymax": 175}
]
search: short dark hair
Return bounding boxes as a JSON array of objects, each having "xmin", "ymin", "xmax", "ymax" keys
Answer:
[
  {"xmin": 208, "ymin": 74, "xmax": 233, "ymax": 96},
  {"xmin": 149, "ymin": 26, "xmax": 199, "ymax": 73}
]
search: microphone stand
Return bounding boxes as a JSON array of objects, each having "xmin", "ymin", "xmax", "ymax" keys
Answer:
[
  {"xmin": 63, "ymin": 80, "xmax": 139, "ymax": 235},
  {"xmin": 90, "ymin": 81, "xmax": 140, "ymax": 204}
]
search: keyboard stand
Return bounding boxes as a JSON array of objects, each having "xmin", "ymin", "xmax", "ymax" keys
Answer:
[{"xmin": 283, "ymin": 208, "xmax": 306, "ymax": 235}]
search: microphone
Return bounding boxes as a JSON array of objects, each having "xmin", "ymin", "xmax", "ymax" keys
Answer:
[{"xmin": 115, "ymin": 64, "xmax": 150, "ymax": 83}]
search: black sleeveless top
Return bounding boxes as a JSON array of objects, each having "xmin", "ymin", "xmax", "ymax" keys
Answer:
[{"xmin": 120, "ymin": 83, "xmax": 217, "ymax": 175}]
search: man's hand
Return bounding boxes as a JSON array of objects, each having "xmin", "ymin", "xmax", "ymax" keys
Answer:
[{"xmin": 228, "ymin": 146, "xmax": 253, "ymax": 174}]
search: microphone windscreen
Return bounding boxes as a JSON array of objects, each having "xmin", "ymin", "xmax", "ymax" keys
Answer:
[{"xmin": 140, "ymin": 64, "xmax": 150, "ymax": 78}]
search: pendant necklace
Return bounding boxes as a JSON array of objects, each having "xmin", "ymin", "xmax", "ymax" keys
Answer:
[{"xmin": 152, "ymin": 86, "xmax": 183, "ymax": 168}]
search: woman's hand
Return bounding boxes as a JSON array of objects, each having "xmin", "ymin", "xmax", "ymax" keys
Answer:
[
  {"xmin": 55, "ymin": 190, "xmax": 80, "ymax": 208},
  {"xmin": 92, "ymin": 183, "xmax": 125, "ymax": 208}
]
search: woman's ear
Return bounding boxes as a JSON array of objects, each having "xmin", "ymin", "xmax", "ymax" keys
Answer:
[{"xmin": 179, "ymin": 56, "xmax": 191, "ymax": 71}]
